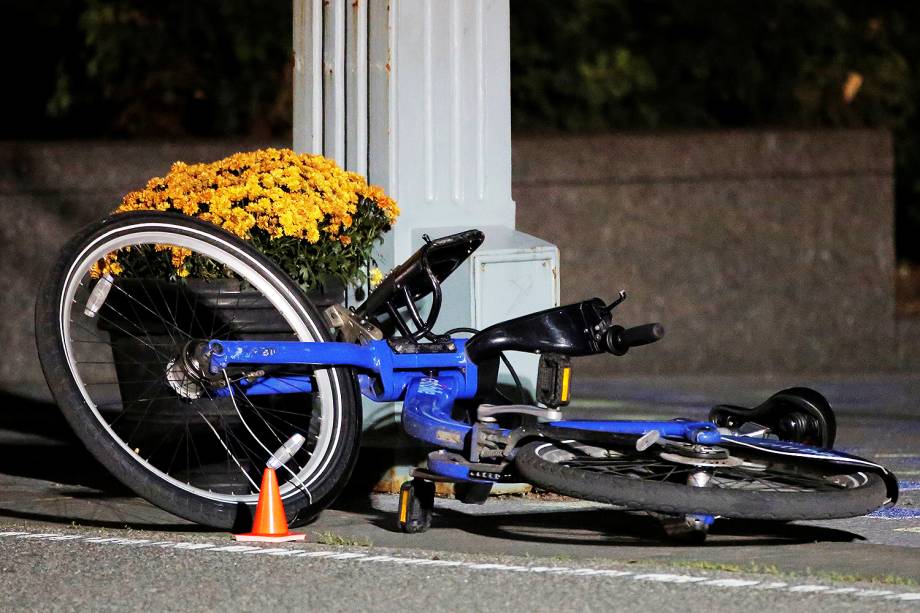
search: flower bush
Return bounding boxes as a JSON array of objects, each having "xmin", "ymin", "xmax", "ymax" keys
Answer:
[{"xmin": 99, "ymin": 148, "xmax": 397, "ymax": 291}]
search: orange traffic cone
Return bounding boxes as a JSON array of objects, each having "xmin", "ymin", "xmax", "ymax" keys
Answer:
[{"xmin": 234, "ymin": 466, "xmax": 306, "ymax": 542}]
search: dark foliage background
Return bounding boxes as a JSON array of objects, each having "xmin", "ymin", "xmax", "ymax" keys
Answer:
[
  {"xmin": 511, "ymin": 0, "xmax": 920, "ymax": 262},
  {"xmin": 4, "ymin": 0, "xmax": 293, "ymax": 139},
  {"xmin": 4, "ymin": 0, "xmax": 919, "ymax": 260}
]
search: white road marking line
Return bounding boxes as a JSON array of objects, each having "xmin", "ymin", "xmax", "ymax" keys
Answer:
[
  {"xmin": 824, "ymin": 588, "xmax": 859, "ymax": 595},
  {"xmin": 243, "ymin": 548, "xmax": 304, "ymax": 557},
  {"xmin": 853, "ymin": 590, "xmax": 895, "ymax": 597},
  {"xmin": 206, "ymin": 545, "xmax": 262, "ymax": 553},
  {"xmin": 172, "ymin": 542, "xmax": 217, "ymax": 550},
  {"xmin": 633, "ymin": 573, "xmax": 707, "ymax": 584},
  {"xmin": 703, "ymin": 579, "xmax": 761, "ymax": 587},
  {"xmin": 894, "ymin": 527, "xmax": 920, "ymax": 533},
  {"xmin": 466, "ymin": 562, "xmax": 518, "ymax": 570},
  {"xmin": 297, "ymin": 551, "xmax": 337, "ymax": 557},
  {"xmin": 421, "ymin": 560, "xmax": 466, "ymax": 567},
  {"xmin": 383, "ymin": 557, "xmax": 429, "ymax": 565},
  {"xmin": 357, "ymin": 555, "xmax": 405, "ymax": 562},
  {"xmin": 109, "ymin": 538, "xmax": 152, "ymax": 545},
  {"xmin": 326, "ymin": 552, "xmax": 368, "ymax": 560},
  {"xmin": 555, "ymin": 568, "xmax": 594, "ymax": 576},
  {"xmin": 6, "ymin": 530, "xmax": 920, "ymax": 603},
  {"xmin": 598, "ymin": 570, "xmax": 633, "ymax": 577},
  {"xmin": 788, "ymin": 585, "xmax": 830, "ymax": 593},
  {"xmin": 410, "ymin": 559, "xmax": 464, "ymax": 567}
]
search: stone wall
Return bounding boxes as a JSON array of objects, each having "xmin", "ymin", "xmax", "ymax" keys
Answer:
[
  {"xmin": 0, "ymin": 141, "xmax": 279, "ymax": 386},
  {"xmin": 513, "ymin": 130, "xmax": 902, "ymax": 375},
  {"xmin": 0, "ymin": 130, "xmax": 911, "ymax": 390}
]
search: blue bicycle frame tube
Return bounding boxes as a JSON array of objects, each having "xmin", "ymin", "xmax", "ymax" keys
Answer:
[
  {"xmin": 207, "ymin": 338, "xmax": 478, "ymax": 403},
  {"xmin": 207, "ymin": 337, "xmax": 721, "ymax": 449},
  {"xmin": 401, "ymin": 374, "xmax": 471, "ymax": 451},
  {"xmin": 549, "ymin": 420, "xmax": 722, "ymax": 444}
]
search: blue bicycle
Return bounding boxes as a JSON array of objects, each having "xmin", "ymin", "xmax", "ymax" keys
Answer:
[{"xmin": 36, "ymin": 212, "xmax": 898, "ymax": 539}]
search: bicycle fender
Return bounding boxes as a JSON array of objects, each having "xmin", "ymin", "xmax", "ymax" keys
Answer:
[{"xmin": 723, "ymin": 436, "xmax": 899, "ymax": 507}]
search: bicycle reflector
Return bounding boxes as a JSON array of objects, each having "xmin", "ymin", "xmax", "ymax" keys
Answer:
[
  {"xmin": 267, "ymin": 433, "xmax": 305, "ymax": 469},
  {"xmin": 536, "ymin": 354, "xmax": 572, "ymax": 408}
]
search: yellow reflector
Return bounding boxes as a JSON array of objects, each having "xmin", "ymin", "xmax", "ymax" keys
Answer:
[
  {"xmin": 561, "ymin": 367, "xmax": 571, "ymax": 402},
  {"xmin": 399, "ymin": 488, "xmax": 410, "ymax": 524}
]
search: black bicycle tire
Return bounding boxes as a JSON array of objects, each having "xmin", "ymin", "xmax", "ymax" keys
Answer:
[
  {"xmin": 35, "ymin": 211, "xmax": 362, "ymax": 530},
  {"xmin": 515, "ymin": 440, "xmax": 888, "ymax": 520}
]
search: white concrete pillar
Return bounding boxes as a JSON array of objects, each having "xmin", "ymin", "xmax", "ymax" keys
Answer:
[
  {"xmin": 295, "ymin": 0, "xmax": 517, "ymax": 262},
  {"xmin": 365, "ymin": 0, "xmax": 516, "ymax": 272},
  {"xmin": 293, "ymin": 0, "xmax": 558, "ymax": 410}
]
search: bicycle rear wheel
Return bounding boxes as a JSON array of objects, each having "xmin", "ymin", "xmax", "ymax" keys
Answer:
[
  {"xmin": 36, "ymin": 212, "xmax": 361, "ymax": 530},
  {"xmin": 515, "ymin": 438, "xmax": 889, "ymax": 520}
]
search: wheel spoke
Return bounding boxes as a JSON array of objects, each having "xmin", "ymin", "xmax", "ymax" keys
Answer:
[{"xmin": 555, "ymin": 446, "xmax": 846, "ymax": 492}]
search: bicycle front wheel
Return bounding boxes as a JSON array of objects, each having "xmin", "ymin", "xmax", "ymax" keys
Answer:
[
  {"xmin": 515, "ymin": 438, "xmax": 889, "ymax": 521},
  {"xmin": 36, "ymin": 212, "xmax": 361, "ymax": 530}
]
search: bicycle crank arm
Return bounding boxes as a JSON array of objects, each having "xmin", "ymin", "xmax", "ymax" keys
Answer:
[{"xmin": 476, "ymin": 404, "xmax": 563, "ymax": 422}]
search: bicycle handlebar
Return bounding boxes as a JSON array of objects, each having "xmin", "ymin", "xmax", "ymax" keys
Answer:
[{"xmin": 605, "ymin": 323, "xmax": 665, "ymax": 355}]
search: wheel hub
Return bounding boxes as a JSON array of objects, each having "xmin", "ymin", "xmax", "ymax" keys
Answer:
[
  {"xmin": 165, "ymin": 341, "xmax": 212, "ymax": 400},
  {"xmin": 659, "ymin": 441, "xmax": 743, "ymax": 467}
]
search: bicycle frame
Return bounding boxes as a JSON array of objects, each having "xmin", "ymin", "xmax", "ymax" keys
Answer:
[{"xmin": 206, "ymin": 338, "xmax": 722, "ymax": 465}]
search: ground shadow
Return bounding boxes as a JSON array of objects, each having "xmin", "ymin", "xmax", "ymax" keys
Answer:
[
  {"xmin": 333, "ymin": 421, "xmax": 431, "ymax": 512},
  {"xmin": 334, "ymin": 422, "xmax": 868, "ymax": 547},
  {"xmin": 367, "ymin": 502, "xmax": 864, "ymax": 547},
  {"xmin": 0, "ymin": 391, "xmax": 203, "ymax": 530},
  {"xmin": 0, "ymin": 391, "xmax": 874, "ymax": 545},
  {"xmin": 0, "ymin": 390, "xmax": 412, "ymax": 531},
  {"xmin": 0, "ymin": 391, "xmax": 130, "ymax": 494},
  {"xmin": 0, "ymin": 506, "xmax": 209, "ymax": 532}
]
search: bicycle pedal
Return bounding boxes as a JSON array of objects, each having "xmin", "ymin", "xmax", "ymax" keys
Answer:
[
  {"xmin": 536, "ymin": 353, "xmax": 572, "ymax": 408},
  {"xmin": 397, "ymin": 478, "xmax": 435, "ymax": 534}
]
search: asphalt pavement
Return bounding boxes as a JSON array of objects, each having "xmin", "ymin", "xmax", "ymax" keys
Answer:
[{"xmin": 1, "ymin": 374, "xmax": 920, "ymax": 611}]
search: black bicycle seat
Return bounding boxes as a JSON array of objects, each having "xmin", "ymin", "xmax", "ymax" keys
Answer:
[{"xmin": 356, "ymin": 230, "xmax": 484, "ymax": 327}]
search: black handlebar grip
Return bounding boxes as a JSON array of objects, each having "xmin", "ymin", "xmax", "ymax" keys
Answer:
[
  {"xmin": 621, "ymin": 323, "xmax": 665, "ymax": 347},
  {"xmin": 605, "ymin": 323, "xmax": 665, "ymax": 355}
]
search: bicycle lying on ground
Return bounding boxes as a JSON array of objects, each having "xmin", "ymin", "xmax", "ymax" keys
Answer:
[{"xmin": 36, "ymin": 212, "xmax": 899, "ymax": 540}]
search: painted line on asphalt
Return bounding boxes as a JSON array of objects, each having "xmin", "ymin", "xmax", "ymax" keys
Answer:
[
  {"xmin": 1, "ymin": 530, "xmax": 920, "ymax": 602},
  {"xmin": 867, "ymin": 480, "xmax": 920, "ymax": 518},
  {"xmin": 868, "ymin": 507, "xmax": 920, "ymax": 520}
]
